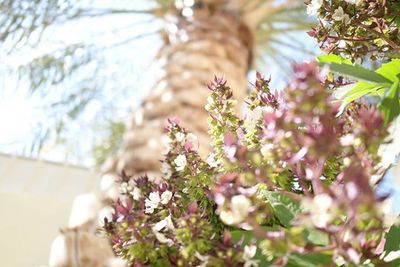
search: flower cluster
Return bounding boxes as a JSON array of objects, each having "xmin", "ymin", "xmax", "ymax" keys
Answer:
[
  {"xmin": 103, "ymin": 119, "xmax": 252, "ymax": 266},
  {"xmin": 209, "ymin": 63, "xmax": 391, "ymax": 265},
  {"xmin": 103, "ymin": 62, "xmax": 397, "ymax": 266},
  {"xmin": 306, "ymin": 0, "xmax": 400, "ymax": 61}
]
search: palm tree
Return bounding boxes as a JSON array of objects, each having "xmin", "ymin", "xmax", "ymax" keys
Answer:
[
  {"xmin": 103, "ymin": 0, "xmax": 313, "ymax": 178},
  {"xmin": 1, "ymin": 1, "xmax": 313, "ymax": 266}
]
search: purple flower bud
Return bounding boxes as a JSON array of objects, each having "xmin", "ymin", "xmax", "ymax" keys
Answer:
[
  {"xmin": 188, "ymin": 202, "xmax": 198, "ymax": 214},
  {"xmin": 222, "ymin": 231, "xmax": 232, "ymax": 246}
]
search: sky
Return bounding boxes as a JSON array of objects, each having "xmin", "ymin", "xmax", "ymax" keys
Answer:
[{"xmin": 0, "ymin": 0, "xmax": 162, "ymax": 166}]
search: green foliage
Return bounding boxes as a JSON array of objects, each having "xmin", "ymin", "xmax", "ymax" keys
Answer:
[
  {"xmin": 304, "ymin": 229, "xmax": 329, "ymax": 247},
  {"xmin": 261, "ymin": 191, "xmax": 301, "ymax": 227},
  {"xmin": 92, "ymin": 121, "xmax": 125, "ymax": 166},
  {"xmin": 379, "ymin": 79, "xmax": 400, "ymax": 125},
  {"xmin": 318, "ymin": 55, "xmax": 391, "ymax": 85},
  {"xmin": 318, "ymin": 55, "xmax": 400, "ymax": 124},
  {"xmin": 385, "ymin": 224, "xmax": 400, "ymax": 253},
  {"xmin": 287, "ymin": 253, "xmax": 332, "ymax": 267}
]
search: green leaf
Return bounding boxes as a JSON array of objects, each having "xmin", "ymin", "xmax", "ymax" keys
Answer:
[
  {"xmin": 385, "ymin": 224, "xmax": 400, "ymax": 253},
  {"xmin": 376, "ymin": 59, "xmax": 400, "ymax": 82},
  {"xmin": 341, "ymin": 82, "xmax": 384, "ymax": 105},
  {"xmin": 304, "ymin": 229, "xmax": 329, "ymax": 246},
  {"xmin": 317, "ymin": 54, "xmax": 352, "ymax": 65},
  {"xmin": 322, "ymin": 62, "xmax": 392, "ymax": 85},
  {"xmin": 261, "ymin": 191, "xmax": 301, "ymax": 227},
  {"xmin": 379, "ymin": 78, "xmax": 400, "ymax": 125},
  {"xmin": 287, "ymin": 252, "xmax": 332, "ymax": 267}
]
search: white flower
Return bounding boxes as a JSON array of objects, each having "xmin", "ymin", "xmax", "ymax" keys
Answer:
[
  {"xmin": 195, "ymin": 252, "xmax": 209, "ymax": 267},
  {"xmin": 161, "ymin": 190, "xmax": 173, "ymax": 205},
  {"xmin": 244, "ymin": 245, "xmax": 257, "ymax": 259},
  {"xmin": 145, "ymin": 191, "xmax": 161, "ymax": 214},
  {"xmin": 332, "ymin": 7, "xmax": 350, "ymax": 24},
  {"xmin": 205, "ymin": 95, "xmax": 214, "ymax": 111},
  {"xmin": 347, "ymin": 248, "xmax": 361, "ymax": 264},
  {"xmin": 174, "ymin": 154, "xmax": 187, "ymax": 171},
  {"xmin": 384, "ymin": 250, "xmax": 400, "ymax": 262},
  {"xmin": 175, "ymin": 132, "xmax": 185, "ymax": 142},
  {"xmin": 307, "ymin": 0, "xmax": 323, "ymax": 16},
  {"xmin": 302, "ymin": 193, "xmax": 334, "ymax": 228},
  {"xmin": 243, "ymin": 245, "xmax": 259, "ymax": 267},
  {"xmin": 120, "ymin": 182, "xmax": 129, "ymax": 194},
  {"xmin": 152, "ymin": 214, "xmax": 175, "ymax": 246},
  {"xmin": 152, "ymin": 231, "xmax": 174, "ymax": 246},
  {"xmin": 260, "ymin": 144, "xmax": 274, "ymax": 157},
  {"xmin": 345, "ymin": 0, "xmax": 363, "ymax": 5},
  {"xmin": 206, "ymin": 153, "xmax": 219, "ymax": 168},
  {"xmin": 153, "ymin": 214, "xmax": 175, "ymax": 232},
  {"xmin": 220, "ymin": 195, "xmax": 252, "ymax": 225},
  {"xmin": 223, "ymin": 145, "xmax": 237, "ymax": 160},
  {"xmin": 338, "ymin": 40, "xmax": 347, "ymax": 48},
  {"xmin": 131, "ymin": 187, "xmax": 141, "ymax": 201}
]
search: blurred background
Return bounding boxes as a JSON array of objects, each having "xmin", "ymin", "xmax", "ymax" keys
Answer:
[{"xmin": 0, "ymin": 1, "xmax": 398, "ymax": 266}]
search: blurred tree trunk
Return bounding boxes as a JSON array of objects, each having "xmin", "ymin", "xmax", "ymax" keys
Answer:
[{"xmin": 102, "ymin": 8, "xmax": 252, "ymax": 179}]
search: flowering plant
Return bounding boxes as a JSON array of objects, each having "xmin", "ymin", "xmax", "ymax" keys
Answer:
[
  {"xmin": 306, "ymin": 0, "xmax": 400, "ymax": 61},
  {"xmin": 103, "ymin": 68, "xmax": 399, "ymax": 266},
  {"xmin": 102, "ymin": 1, "xmax": 400, "ymax": 266}
]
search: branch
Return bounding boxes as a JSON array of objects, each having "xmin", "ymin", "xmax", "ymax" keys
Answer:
[{"xmin": 242, "ymin": 0, "xmax": 299, "ymax": 30}]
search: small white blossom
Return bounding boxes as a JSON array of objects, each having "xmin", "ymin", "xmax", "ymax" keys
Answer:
[
  {"xmin": 120, "ymin": 182, "xmax": 129, "ymax": 194},
  {"xmin": 302, "ymin": 193, "xmax": 334, "ymax": 228},
  {"xmin": 384, "ymin": 250, "xmax": 400, "ymax": 262},
  {"xmin": 344, "ymin": 0, "xmax": 363, "ymax": 5},
  {"xmin": 145, "ymin": 191, "xmax": 161, "ymax": 214},
  {"xmin": 223, "ymin": 145, "xmax": 237, "ymax": 160},
  {"xmin": 347, "ymin": 248, "xmax": 361, "ymax": 264},
  {"xmin": 152, "ymin": 214, "xmax": 174, "ymax": 246},
  {"xmin": 220, "ymin": 195, "xmax": 252, "ymax": 225},
  {"xmin": 206, "ymin": 153, "xmax": 219, "ymax": 168},
  {"xmin": 174, "ymin": 154, "xmax": 187, "ymax": 171},
  {"xmin": 340, "ymin": 134, "xmax": 355, "ymax": 146},
  {"xmin": 131, "ymin": 187, "xmax": 141, "ymax": 201},
  {"xmin": 260, "ymin": 144, "xmax": 274, "ymax": 157},
  {"xmin": 120, "ymin": 179, "xmax": 136, "ymax": 194},
  {"xmin": 195, "ymin": 252, "xmax": 209, "ymax": 267},
  {"xmin": 153, "ymin": 214, "xmax": 175, "ymax": 232},
  {"xmin": 243, "ymin": 245, "xmax": 259, "ymax": 267},
  {"xmin": 205, "ymin": 95, "xmax": 214, "ymax": 111},
  {"xmin": 307, "ymin": 0, "xmax": 323, "ymax": 16},
  {"xmin": 332, "ymin": 7, "xmax": 350, "ymax": 24},
  {"xmin": 161, "ymin": 190, "xmax": 173, "ymax": 205},
  {"xmin": 175, "ymin": 132, "xmax": 185, "ymax": 142},
  {"xmin": 338, "ymin": 40, "xmax": 347, "ymax": 48},
  {"xmin": 152, "ymin": 231, "xmax": 174, "ymax": 246}
]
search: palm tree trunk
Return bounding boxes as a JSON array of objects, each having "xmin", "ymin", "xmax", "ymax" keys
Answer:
[{"xmin": 102, "ymin": 8, "xmax": 252, "ymax": 179}]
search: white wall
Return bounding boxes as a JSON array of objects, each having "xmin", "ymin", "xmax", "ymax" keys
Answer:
[{"xmin": 0, "ymin": 153, "xmax": 99, "ymax": 267}]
